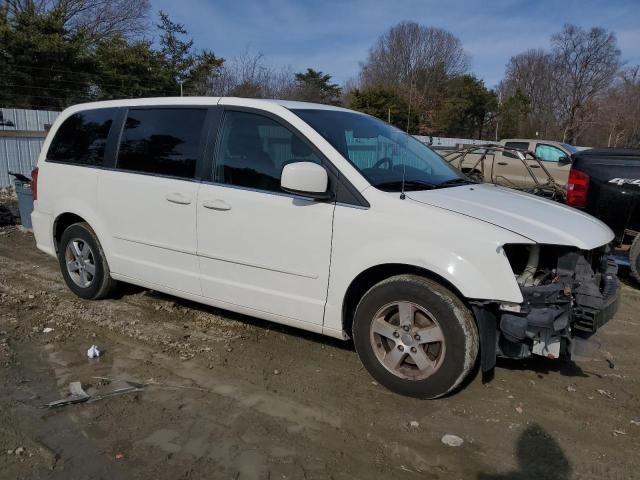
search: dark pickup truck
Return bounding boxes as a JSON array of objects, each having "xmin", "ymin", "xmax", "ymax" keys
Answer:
[{"xmin": 567, "ymin": 148, "xmax": 640, "ymax": 279}]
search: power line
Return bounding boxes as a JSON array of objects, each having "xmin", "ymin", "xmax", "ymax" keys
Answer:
[
  {"xmin": 0, "ymin": 80, "xmax": 177, "ymax": 97},
  {"xmin": 0, "ymin": 72, "xmax": 179, "ymax": 95}
]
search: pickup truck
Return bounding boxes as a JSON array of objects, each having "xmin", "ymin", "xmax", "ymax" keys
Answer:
[
  {"xmin": 567, "ymin": 148, "xmax": 640, "ymax": 281},
  {"xmin": 444, "ymin": 138, "xmax": 576, "ymax": 188}
]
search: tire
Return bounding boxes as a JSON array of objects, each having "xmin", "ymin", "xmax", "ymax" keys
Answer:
[
  {"xmin": 352, "ymin": 274, "xmax": 478, "ymax": 399},
  {"xmin": 58, "ymin": 222, "xmax": 115, "ymax": 300},
  {"xmin": 630, "ymin": 235, "xmax": 640, "ymax": 284}
]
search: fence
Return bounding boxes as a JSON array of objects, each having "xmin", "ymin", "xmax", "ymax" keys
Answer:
[
  {"xmin": 0, "ymin": 108, "xmax": 60, "ymax": 187},
  {"xmin": 413, "ymin": 135, "xmax": 497, "ymax": 148}
]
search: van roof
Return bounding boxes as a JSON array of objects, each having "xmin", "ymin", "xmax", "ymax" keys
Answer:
[{"xmin": 64, "ymin": 97, "xmax": 355, "ymax": 114}]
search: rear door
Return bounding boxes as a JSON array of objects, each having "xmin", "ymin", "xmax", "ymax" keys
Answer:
[
  {"xmin": 196, "ymin": 108, "xmax": 335, "ymax": 326},
  {"xmin": 532, "ymin": 143, "xmax": 571, "ymax": 185},
  {"xmin": 98, "ymin": 107, "xmax": 208, "ymax": 295},
  {"xmin": 492, "ymin": 141, "xmax": 530, "ymax": 187}
]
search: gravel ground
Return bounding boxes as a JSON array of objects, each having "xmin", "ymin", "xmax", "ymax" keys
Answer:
[{"xmin": 0, "ymin": 224, "xmax": 639, "ymax": 480}]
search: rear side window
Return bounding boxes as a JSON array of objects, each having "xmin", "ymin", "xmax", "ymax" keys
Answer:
[
  {"xmin": 47, "ymin": 109, "xmax": 115, "ymax": 166},
  {"xmin": 503, "ymin": 141, "xmax": 530, "ymax": 159},
  {"xmin": 117, "ymin": 108, "xmax": 206, "ymax": 179}
]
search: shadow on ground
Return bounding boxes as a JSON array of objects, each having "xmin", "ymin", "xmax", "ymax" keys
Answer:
[{"xmin": 478, "ymin": 423, "xmax": 570, "ymax": 480}]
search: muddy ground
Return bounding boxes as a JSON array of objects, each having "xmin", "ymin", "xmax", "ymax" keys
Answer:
[{"xmin": 0, "ymin": 220, "xmax": 639, "ymax": 479}]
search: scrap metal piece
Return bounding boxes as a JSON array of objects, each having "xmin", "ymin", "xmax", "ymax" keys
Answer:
[
  {"xmin": 45, "ymin": 380, "xmax": 144, "ymax": 408},
  {"xmin": 46, "ymin": 381, "xmax": 90, "ymax": 408}
]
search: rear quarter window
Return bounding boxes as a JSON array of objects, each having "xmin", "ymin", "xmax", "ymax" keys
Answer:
[
  {"xmin": 47, "ymin": 108, "xmax": 116, "ymax": 166},
  {"xmin": 503, "ymin": 141, "xmax": 530, "ymax": 159}
]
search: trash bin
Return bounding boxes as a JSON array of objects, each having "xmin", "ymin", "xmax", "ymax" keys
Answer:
[{"xmin": 14, "ymin": 180, "xmax": 34, "ymax": 230}]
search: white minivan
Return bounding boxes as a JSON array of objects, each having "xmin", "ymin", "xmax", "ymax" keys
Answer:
[{"xmin": 31, "ymin": 97, "xmax": 620, "ymax": 398}]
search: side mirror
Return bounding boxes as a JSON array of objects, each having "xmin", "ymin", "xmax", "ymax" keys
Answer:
[
  {"xmin": 558, "ymin": 156, "xmax": 571, "ymax": 166},
  {"xmin": 281, "ymin": 162, "xmax": 331, "ymax": 200}
]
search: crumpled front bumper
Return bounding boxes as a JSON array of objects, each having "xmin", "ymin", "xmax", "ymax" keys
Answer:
[
  {"xmin": 572, "ymin": 272, "xmax": 620, "ymax": 335},
  {"xmin": 472, "ymin": 252, "xmax": 621, "ymax": 378}
]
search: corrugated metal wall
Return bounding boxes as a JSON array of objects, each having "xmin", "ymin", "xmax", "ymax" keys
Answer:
[
  {"xmin": 0, "ymin": 108, "xmax": 59, "ymax": 131},
  {"xmin": 0, "ymin": 108, "xmax": 60, "ymax": 187},
  {"xmin": 0, "ymin": 137, "xmax": 47, "ymax": 187}
]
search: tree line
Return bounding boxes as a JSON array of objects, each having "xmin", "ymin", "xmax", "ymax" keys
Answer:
[{"xmin": 1, "ymin": 1, "xmax": 637, "ymax": 147}]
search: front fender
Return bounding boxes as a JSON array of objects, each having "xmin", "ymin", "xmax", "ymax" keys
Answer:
[{"xmin": 322, "ymin": 200, "xmax": 529, "ymax": 335}]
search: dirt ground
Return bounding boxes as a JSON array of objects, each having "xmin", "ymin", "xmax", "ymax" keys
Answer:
[{"xmin": 0, "ymin": 220, "xmax": 639, "ymax": 479}]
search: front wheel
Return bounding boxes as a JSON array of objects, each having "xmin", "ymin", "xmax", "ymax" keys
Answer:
[{"xmin": 352, "ymin": 275, "xmax": 478, "ymax": 399}]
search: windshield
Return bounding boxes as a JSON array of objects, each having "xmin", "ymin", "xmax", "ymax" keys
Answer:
[
  {"xmin": 561, "ymin": 143, "xmax": 577, "ymax": 154},
  {"xmin": 292, "ymin": 109, "xmax": 469, "ymax": 191}
]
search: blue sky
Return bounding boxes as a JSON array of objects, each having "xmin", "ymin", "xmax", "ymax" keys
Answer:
[{"xmin": 151, "ymin": 0, "xmax": 640, "ymax": 89}]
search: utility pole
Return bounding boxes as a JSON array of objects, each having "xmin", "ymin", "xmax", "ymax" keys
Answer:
[
  {"xmin": 495, "ymin": 90, "xmax": 502, "ymax": 142},
  {"xmin": 179, "ymin": 80, "xmax": 184, "ymax": 97}
]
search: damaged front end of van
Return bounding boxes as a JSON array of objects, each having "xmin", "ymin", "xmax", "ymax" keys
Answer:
[{"xmin": 472, "ymin": 244, "xmax": 620, "ymax": 377}]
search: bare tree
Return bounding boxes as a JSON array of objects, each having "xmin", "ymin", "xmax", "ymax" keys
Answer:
[
  {"xmin": 502, "ymin": 49, "xmax": 557, "ymax": 137},
  {"xmin": 358, "ymin": 21, "xmax": 469, "ymax": 130},
  {"xmin": 5, "ymin": 0, "xmax": 150, "ymax": 39},
  {"xmin": 208, "ymin": 51, "xmax": 295, "ymax": 99},
  {"xmin": 597, "ymin": 66, "xmax": 640, "ymax": 147},
  {"xmin": 551, "ymin": 24, "xmax": 621, "ymax": 143},
  {"xmin": 360, "ymin": 21, "xmax": 468, "ymax": 90}
]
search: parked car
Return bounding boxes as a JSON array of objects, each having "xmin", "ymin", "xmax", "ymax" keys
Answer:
[
  {"xmin": 31, "ymin": 98, "xmax": 619, "ymax": 398},
  {"xmin": 445, "ymin": 138, "xmax": 576, "ymax": 188},
  {"xmin": 566, "ymin": 148, "xmax": 640, "ymax": 281}
]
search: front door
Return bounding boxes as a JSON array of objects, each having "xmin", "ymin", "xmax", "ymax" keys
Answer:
[
  {"xmin": 531, "ymin": 143, "xmax": 572, "ymax": 186},
  {"xmin": 197, "ymin": 109, "xmax": 335, "ymax": 325}
]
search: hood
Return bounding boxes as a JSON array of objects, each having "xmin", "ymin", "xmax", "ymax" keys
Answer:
[{"xmin": 406, "ymin": 183, "xmax": 613, "ymax": 250}]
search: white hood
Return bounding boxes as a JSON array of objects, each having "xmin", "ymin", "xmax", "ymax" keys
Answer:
[{"xmin": 406, "ymin": 183, "xmax": 614, "ymax": 250}]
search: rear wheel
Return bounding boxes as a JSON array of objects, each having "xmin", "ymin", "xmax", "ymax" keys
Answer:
[
  {"xmin": 352, "ymin": 274, "xmax": 478, "ymax": 398},
  {"xmin": 58, "ymin": 222, "xmax": 115, "ymax": 299}
]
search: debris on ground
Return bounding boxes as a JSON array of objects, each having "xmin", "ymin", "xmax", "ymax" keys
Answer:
[
  {"xmin": 630, "ymin": 420, "xmax": 640, "ymax": 426},
  {"xmin": 86, "ymin": 383, "xmax": 144, "ymax": 404},
  {"xmin": 46, "ymin": 381, "xmax": 143, "ymax": 408},
  {"xmin": 597, "ymin": 389, "xmax": 615, "ymax": 399},
  {"xmin": 441, "ymin": 434, "xmax": 464, "ymax": 447},
  {"xmin": 612, "ymin": 430, "xmax": 627, "ymax": 437},
  {"xmin": 46, "ymin": 381, "xmax": 90, "ymax": 408},
  {"xmin": 87, "ymin": 345, "xmax": 100, "ymax": 359},
  {"xmin": 567, "ymin": 385, "xmax": 576, "ymax": 392},
  {"xmin": 407, "ymin": 421, "xmax": 420, "ymax": 430},
  {"xmin": 42, "ymin": 327, "xmax": 54, "ymax": 333}
]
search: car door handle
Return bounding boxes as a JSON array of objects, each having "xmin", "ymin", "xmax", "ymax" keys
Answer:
[
  {"xmin": 529, "ymin": 164, "xmax": 541, "ymax": 168},
  {"xmin": 165, "ymin": 192, "xmax": 192, "ymax": 205},
  {"xmin": 497, "ymin": 162, "xmax": 508, "ymax": 166},
  {"xmin": 202, "ymin": 199, "xmax": 231, "ymax": 211}
]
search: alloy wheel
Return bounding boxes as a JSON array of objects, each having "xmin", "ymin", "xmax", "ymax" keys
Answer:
[{"xmin": 369, "ymin": 301, "xmax": 446, "ymax": 380}]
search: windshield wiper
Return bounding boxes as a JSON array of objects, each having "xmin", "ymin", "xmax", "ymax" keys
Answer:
[
  {"xmin": 373, "ymin": 180, "xmax": 437, "ymax": 191},
  {"xmin": 436, "ymin": 178, "xmax": 477, "ymax": 187}
]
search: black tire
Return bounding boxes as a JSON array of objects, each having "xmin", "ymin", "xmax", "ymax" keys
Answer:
[
  {"xmin": 630, "ymin": 235, "xmax": 640, "ymax": 284},
  {"xmin": 352, "ymin": 274, "xmax": 478, "ymax": 399},
  {"xmin": 58, "ymin": 222, "xmax": 115, "ymax": 300}
]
